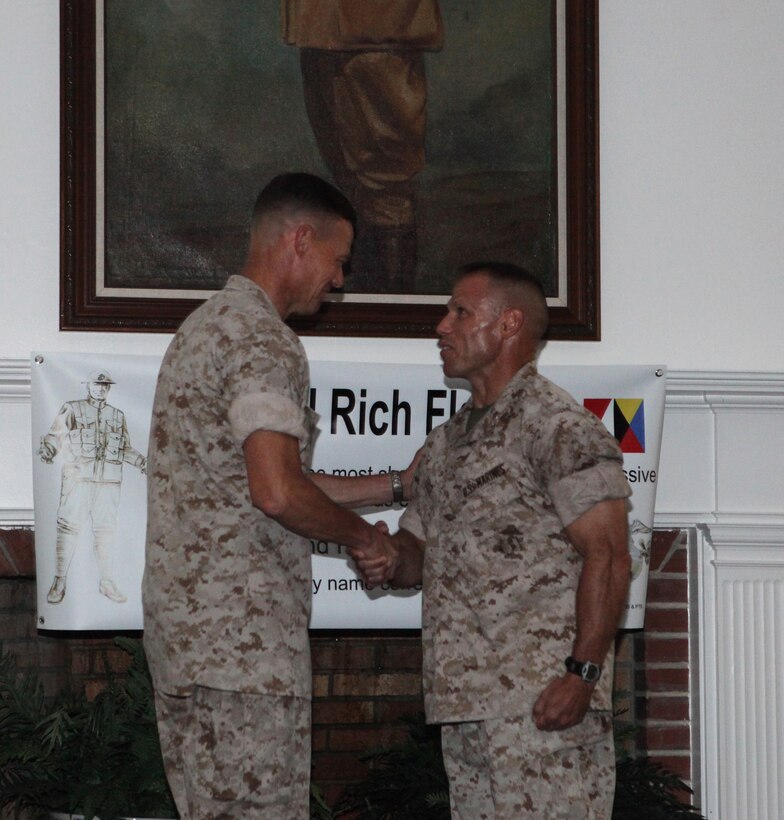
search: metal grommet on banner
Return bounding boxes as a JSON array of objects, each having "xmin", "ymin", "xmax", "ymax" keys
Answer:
[
  {"xmin": 35, "ymin": 355, "xmax": 44, "ymax": 365},
  {"xmin": 655, "ymin": 368, "xmax": 664, "ymax": 377}
]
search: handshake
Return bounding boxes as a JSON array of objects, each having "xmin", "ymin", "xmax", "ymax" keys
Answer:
[{"xmin": 347, "ymin": 521, "xmax": 403, "ymax": 588}]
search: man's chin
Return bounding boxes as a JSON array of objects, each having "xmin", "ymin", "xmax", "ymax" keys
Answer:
[
  {"xmin": 440, "ymin": 359, "xmax": 460, "ymax": 378},
  {"xmin": 290, "ymin": 300, "xmax": 323, "ymax": 318}
]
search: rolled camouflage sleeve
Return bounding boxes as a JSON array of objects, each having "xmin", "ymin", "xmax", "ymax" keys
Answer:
[
  {"xmin": 218, "ymin": 300, "xmax": 311, "ymax": 446},
  {"xmin": 228, "ymin": 391, "xmax": 309, "ymax": 444},
  {"xmin": 533, "ymin": 407, "xmax": 631, "ymax": 528},
  {"xmin": 549, "ymin": 459, "xmax": 630, "ymax": 527}
]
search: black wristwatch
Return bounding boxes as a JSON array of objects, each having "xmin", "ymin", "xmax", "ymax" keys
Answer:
[{"xmin": 565, "ymin": 656, "xmax": 602, "ymax": 683}]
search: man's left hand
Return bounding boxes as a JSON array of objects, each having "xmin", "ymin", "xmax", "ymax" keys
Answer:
[{"xmin": 532, "ymin": 673, "xmax": 594, "ymax": 732}]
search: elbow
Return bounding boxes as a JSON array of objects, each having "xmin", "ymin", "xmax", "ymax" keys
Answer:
[{"xmin": 252, "ymin": 485, "xmax": 291, "ymax": 522}]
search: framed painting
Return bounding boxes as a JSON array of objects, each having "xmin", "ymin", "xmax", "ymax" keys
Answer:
[{"xmin": 60, "ymin": 0, "xmax": 599, "ymax": 338}]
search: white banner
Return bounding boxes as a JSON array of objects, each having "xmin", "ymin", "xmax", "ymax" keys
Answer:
[
  {"xmin": 32, "ymin": 353, "xmax": 665, "ymax": 631},
  {"xmin": 31, "ymin": 352, "xmax": 157, "ymax": 631}
]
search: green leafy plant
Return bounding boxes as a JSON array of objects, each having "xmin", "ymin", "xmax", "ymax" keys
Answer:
[
  {"xmin": 613, "ymin": 757, "xmax": 704, "ymax": 819},
  {"xmin": 329, "ymin": 712, "xmax": 705, "ymax": 820},
  {"xmin": 0, "ymin": 637, "xmax": 177, "ymax": 819},
  {"xmin": 333, "ymin": 715, "xmax": 450, "ymax": 819},
  {"xmin": 310, "ymin": 782, "xmax": 339, "ymax": 819}
]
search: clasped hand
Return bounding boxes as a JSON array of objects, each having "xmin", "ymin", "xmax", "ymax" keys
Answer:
[{"xmin": 348, "ymin": 521, "xmax": 399, "ymax": 587}]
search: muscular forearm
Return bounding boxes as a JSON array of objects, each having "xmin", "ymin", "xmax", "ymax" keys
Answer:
[
  {"xmin": 260, "ymin": 470, "xmax": 381, "ymax": 550},
  {"xmin": 310, "ymin": 471, "xmax": 398, "ymax": 509},
  {"xmin": 572, "ymin": 549, "xmax": 630, "ymax": 664},
  {"xmin": 567, "ymin": 497, "xmax": 631, "ymax": 665},
  {"xmin": 244, "ymin": 429, "xmax": 399, "ymax": 566},
  {"xmin": 532, "ymin": 498, "xmax": 630, "ymax": 731},
  {"xmin": 310, "ymin": 446, "xmax": 422, "ymax": 509}
]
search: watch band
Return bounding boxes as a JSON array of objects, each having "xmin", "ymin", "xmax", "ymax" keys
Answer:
[
  {"xmin": 390, "ymin": 470, "xmax": 404, "ymax": 503},
  {"xmin": 565, "ymin": 655, "xmax": 602, "ymax": 683}
]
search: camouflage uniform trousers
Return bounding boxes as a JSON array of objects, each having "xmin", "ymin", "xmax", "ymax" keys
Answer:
[
  {"xmin": 154, "ymin": 687, "xmax": 310, "ymax": 819},
  {"xmin": 441, "ymin": 710, "xmax": 615, "ymax": 819}
]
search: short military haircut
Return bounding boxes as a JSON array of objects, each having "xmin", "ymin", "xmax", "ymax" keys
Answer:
[
  {"xmin": 251, "ymin": 172, "xmax": 356, "ymax": 229},
  {"xmin": 455, "ymin": 261, "xmax": 550, "ymax": 341}
]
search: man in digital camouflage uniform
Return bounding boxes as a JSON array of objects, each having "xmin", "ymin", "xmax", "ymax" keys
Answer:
[
  {"xmin": 360, "ymin": 262, "xmax": 631, "ymax": 818},
  {"xmin": 143, "ymin": 173, "xmax": 410, "ymax": 819},
  {"xmin": 38, "ymin": 370, "xmax": 147, "ymax": 605}
]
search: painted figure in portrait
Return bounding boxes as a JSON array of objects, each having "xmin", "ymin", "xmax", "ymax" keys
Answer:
[{"xmin": 103, "ymin": 0, "xmax": 556, "ymax": 300}]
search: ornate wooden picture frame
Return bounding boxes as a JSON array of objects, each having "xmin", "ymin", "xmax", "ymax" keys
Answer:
[{"xmin": 60, "ymin": 0, "xmax": 599, "ymax": 338}]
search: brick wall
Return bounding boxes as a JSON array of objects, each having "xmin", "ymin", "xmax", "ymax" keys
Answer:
[
  {"xmin": 311, "ymin": 630, "xmax": 424, "ymax": 806},
  {"xmin": 634, "ymin": 529, "xmax": 694, "ymax": 784},
  {"xmin": 0, "ymin": 529, "xmax": 70, "ymax": 698},
  {"xmin": 0, "ymin": 528, "xmax": 696, "ymax": 804}
]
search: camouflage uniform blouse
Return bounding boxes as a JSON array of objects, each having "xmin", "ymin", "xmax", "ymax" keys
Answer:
[
  {"xmin": 401, "ymin": 363, "xmax": 631, "ymax": 725},
  {"xmin": 143, "ymin": 275, "xmax": 316, "ymax": 698}
]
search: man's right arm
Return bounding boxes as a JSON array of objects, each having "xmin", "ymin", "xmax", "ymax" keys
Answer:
[{"xmin": 243, "ymin": 429, "xmax": 397, "ymax": 571}]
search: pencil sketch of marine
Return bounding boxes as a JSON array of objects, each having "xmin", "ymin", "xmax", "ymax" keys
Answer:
[{"xmin": 38, "ymin": 370, "xmax": 147, "ymax": 605}]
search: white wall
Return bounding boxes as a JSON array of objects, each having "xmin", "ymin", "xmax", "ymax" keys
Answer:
[
  {"xmin": 2, "ymin": 0, "xmax": 784, "ymax": 369},
  {"xmin": 3, "ymin": 0, "xmax": 784, "ymax": 530}
]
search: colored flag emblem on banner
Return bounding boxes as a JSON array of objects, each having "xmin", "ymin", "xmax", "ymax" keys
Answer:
[{"xmin": 584, "ymin": 399, "xmax": 645, "ymax": 453}]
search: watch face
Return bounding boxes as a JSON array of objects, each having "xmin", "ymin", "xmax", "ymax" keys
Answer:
[
  {"xmin": 582, "ymin": 662, "xmax": 601, "ymax": 683},
  {"xmin": 566, "ymin": 656, "xmax": 601, "ymax": 683}
]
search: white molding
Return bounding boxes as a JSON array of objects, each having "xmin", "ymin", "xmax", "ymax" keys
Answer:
[
  {"xmin": 697, "ymin": 526, "xmax": 720, "ymax": 818},
  {"xmin": 701, "ymin": 517, "xmax": 784, "ymax": 542},
  {"xmin": 4, "ymin": 360, "xmax": 784, "ymax": 402},
  {"xmin": 4, "ymin": 361, "xmax": 784, "ymax": 399},
  {"xmin": 665, "ymin": 370, "xmax": 784, "ymax": 399},
  {"xmin": 4, "ymin": 362, "xmax": 784, "ymax": 535},
  {"xmin": 655, "ymin": 512, "xmax": 716, "ymax": 528},
  {"xmin": 5, "ymin": 361, "xmax": 783, "ymax": 528},
  {"xmin": 0, "ymin": 509, "xmax": 34, "ymax": 528},
  {"xmin": 655, "ymin": 370, "xmax": 784, "ymax": 526},
  {"xmin": 0, "ymin": 358, "xmax": 32, "ymax": 404}
]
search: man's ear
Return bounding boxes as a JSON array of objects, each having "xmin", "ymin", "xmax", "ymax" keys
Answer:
[
  {"xmin": 293, "ymin": 223, "xmax": 314, "ymax": 257},
  {"xmin": 500, "ymin": 307, "xmax": 524, "ymax": 337}
]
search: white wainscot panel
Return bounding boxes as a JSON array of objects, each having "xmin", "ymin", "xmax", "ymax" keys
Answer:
[
  {"xmin": 656, "ymin": 402, "xmax": 716, "ymax": 520},
  {"xmin": 715, "ymin": 407, "xmax": 784, "ymax": 515},
  {"xmin": 698, "ymin": 523, "xmax": 784, "ymax": 820},
  {"xmin": 655, "ymin": 371, "xmax": 784, "ymax": 528}
]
